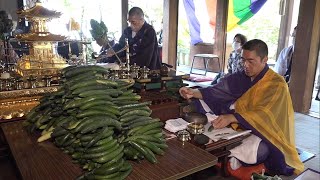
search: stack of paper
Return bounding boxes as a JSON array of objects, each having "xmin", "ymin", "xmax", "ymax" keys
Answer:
[{"xmin": 164, "ymin": 118, "xmax": 189, "ymax": 133}]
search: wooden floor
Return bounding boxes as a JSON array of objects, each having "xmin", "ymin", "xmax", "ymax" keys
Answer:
[{"xmin": 0, "ymin": 156, "xmax": 20, "ymax": 180}]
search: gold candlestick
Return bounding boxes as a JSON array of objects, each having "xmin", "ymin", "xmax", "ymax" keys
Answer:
[{"xmin": 125, "ymin": 38, "xmax": 130, "ymax": 71}]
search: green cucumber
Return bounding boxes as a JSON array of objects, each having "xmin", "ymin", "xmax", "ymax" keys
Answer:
[
  {"xmin": 123, "ymin": 116, "xmax": 153, "ymax": 126},
  {"xmin": 72, "ymin": 85, "xmax": 113, "ymax": 95},
  {"xmin": 95, "ymin": 79, "xmax": 119, "ymax": 87},
  {"xmin": 51, "ymin": 127, "xmax": 68, "ymax": 138},
  {"xmin": 113, "ymin": 94, "xmax": 141, "ymax": 101},
  {"xmin": 150, "ymin": 141, "xmax": 168, "ymax": 150},
  {"xmin": 79, "ymin": 130, "xmax": 113, "ymax": 143},
  {"xmin": 120, "ymin": 115, "xmax": 144, "ymax": 123},
  {"xmin": 93, "ymin": 145, "xmax": 124, "ymax": 164},
  {"xmin": 127, "ymin": 121, "xmax": 163, "ymax": 135},
  {"xmin": 129, "ymin": 141, "xmax": 157, "ymax": 164},
  {"xmin": 64, "ymin": 65, "xmax": 108, "ymax": 78},
  {"xmin": 84, "ymin": 127, "xmax": 113, "ymax": 148},
  {"xmin": 80, "ymin": 118, "xmax": 121, "ymax": 134},
  {"xmin": 143, "ymin": 128, "xmax": 162, "ymax": 135},
  {"xmin": 118, "ymin": 101, "xmax": 152, "ymax": 110},
  {"xmin": 86, "ymin": 106, "xmax": 120, "ymax": 116},
  {"xmin": 93, "ymin": 158, "xmax": 124, "ymax": 175},
  {"xmin": 94, "ymin": 136, "xmax": 114, "ymax": 146},
  {"xmin": 63, "ymin": 95, "xmax": 112, "ymax": 110},
  {"xmin": 124, "ymin": 134, "xmax": 165, "ymax": 144},
  {"xmin": 134, "ymin": 121, "xmax": 164, "ymax": 135},
  {"xmin": 71, "ymin": 118, "xmax": 96, "ymax": 133},
  {"xmin": 128, "ymin": 119, "xmax": 160, "ymax": 129},
  {"xmin": 78, "ymin": 89, "xmax": 122, "ymax": 98},
  {"xmin": 82, "ymin": 143, "xmax": 119, "ymax": 159},
  {"xmin": 76, "ymin": 110, "xmax": 117, "ymax": 119},
  {"xmin": 86, "ymin": 139, "xmax": 117, "ymax": 154},
  {"xmin": 120, "ymin": 106, "xmax": 150, "ymax": 115},
  {"xmin": 134, "ymin": 139, "xmax": 164, "ymax": 155},
  {"xmin": 121, "ymin": 109, "xmax": 151, "ymax": 118},
  {"xmin": 79, "ymin": 100, "xmax": 116, "ymax": 111}
]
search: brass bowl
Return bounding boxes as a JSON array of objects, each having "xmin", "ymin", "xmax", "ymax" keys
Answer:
[
  {"xmin": 187, "ymin": 122, "xmax": 205, "ymax": 134},
  {"xmin": 183, "ymin": 112, "xmax": 208, "ymax": 125},
  {"xmin": 177, "ymin": 130, "xmax": 191, "ymax": 142}
]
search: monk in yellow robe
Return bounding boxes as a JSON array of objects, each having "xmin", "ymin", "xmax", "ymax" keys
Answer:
[{"xmin": 179, "ymin": 39, "xmax": 304, "ymax": 175}]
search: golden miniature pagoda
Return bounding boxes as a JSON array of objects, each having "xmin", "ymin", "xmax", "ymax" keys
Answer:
[
  {"xmin": 15, "ymin": 1, "xmax": 67, "ymax": 76},
  {"xmin": 0, "ymin": 2, "xmax": 67, "ymax": 120}
]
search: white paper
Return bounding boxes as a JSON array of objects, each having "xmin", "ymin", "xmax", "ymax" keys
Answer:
[
  {"xmin": 203, "ymin": 126, "xmax": 237, "ymax": 142},
  {"xmin": 164, "ymin": 118, "xmax": 189, "ymax": 133},
  {"xmin": 203, "ymin": 119, "xmax": 251, "ymax": 142},
  {"xmin": 222, "ymin": 130, "xmax": 252, "ymax": 140}
]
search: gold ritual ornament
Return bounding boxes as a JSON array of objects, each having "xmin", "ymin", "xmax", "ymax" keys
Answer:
[{"xmin": 1, "ymin": 2, "xmax": 67, "ymax": 120}]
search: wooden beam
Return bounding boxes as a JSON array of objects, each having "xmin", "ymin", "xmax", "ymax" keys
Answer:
[
  {"xmin": 289, "ymin": 0, "xmax": 320, "ymax": 113},
  {"xmin": 214, "ymin": 0, "xmax": 228, "ymax": 70},
  {"xmin": 121, "ymin": 0, "xmax": 128, "ymax": 33},
  {"xmin": 276, "ymin": 0, "xmax": 294, "ymax": 59},
  {"xmin": 162, "ymin": 0, "xmax": 179, "ymax": 66}
]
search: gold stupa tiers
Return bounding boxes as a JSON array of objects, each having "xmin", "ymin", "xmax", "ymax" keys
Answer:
[
  {"xmin": 0, "ymin": 2, "xmax": 68, "ymax": 120},
  {"xmin": 15, "ymin": 2, "xmax": 67, "ymax": 77}
]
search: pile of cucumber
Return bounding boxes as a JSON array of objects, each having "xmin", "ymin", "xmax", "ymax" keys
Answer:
[{"xmin": 24, "ymin": 65, "xmax": 168, "ymax": 180}]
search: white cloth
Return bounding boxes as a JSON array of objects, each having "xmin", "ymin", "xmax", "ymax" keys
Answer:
[
  {"xmin": 205, "ymin": 113, "xmax": 218, "ymax": 122},
  {"xmin": 200, "ymin": 96, "xmax": 260, "ymax": 164},
  {"xmin": 274, "ymin": 45, "xmax": 294, "ymax": 76},
  {"xmin": 132, "ymin": 31, "xmax": 136, "ymax": 38},
  {"xmin": 229, "ymin": 157, "xmax": 242, "ymax": 170},
  {"xmin": 229, "ymin": 134, "xmax": 262, "ymax": 164},
  {"xmin": 199, "ymin": 99, "xmax": 212, "ymax": 113}
]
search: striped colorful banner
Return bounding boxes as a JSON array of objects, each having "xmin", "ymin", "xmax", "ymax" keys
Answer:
[
  {"xmin": 183, "ymin": 0, "xmax": 216, "ymax": 45},
  {"xmin": 227, "ymin": 0, "xmax": 267, "ymax": 31}
]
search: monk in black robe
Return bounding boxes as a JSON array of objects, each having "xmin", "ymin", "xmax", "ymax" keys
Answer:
[{"xmin": 106, "ymin": 7, "xmax": 161, "ymax": 70}]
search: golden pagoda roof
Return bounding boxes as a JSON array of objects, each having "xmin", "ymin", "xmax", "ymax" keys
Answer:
[
  {"xmin": 17, "ymin": 2, "xmax": 62, "ymax": 19},
  {"xmin": 16, "ymin": 33, "xmax": 66, "ymax": 42}
]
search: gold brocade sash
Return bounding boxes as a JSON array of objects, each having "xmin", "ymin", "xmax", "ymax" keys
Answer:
[{"xmin": 235, "ymin": 69, "xmax": 304, "ymax": 174}]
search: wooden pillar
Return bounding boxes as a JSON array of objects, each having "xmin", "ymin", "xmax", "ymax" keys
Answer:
[
  {"xmin": 121, "ymin": 0, "xmax": 129, "ymax": 33},
  {"xmin": 163, "ymin": 0, "xmax": 179, "ymax": 66},
  {"xmin": 213, "ymin": 0, "xmax": 228, "ymax": 70},
  {"xmin": 276, "ymin": 0, "xmax": 294, "ymax": 58},
  {"xmin": 289, "ymin": 0, "xmax": 320, "ymax": 113}
]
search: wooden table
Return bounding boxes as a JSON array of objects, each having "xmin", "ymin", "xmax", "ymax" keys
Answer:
[
  {"xmin": 203, "ymin": 135, "xmax": 249, "ymax": 176},
  {"xmin": 1, "ymin": 121, "xmax": 218, "ymax": 180},
  {"xmin": 186, "ymin": 133, "xmax": 250, "ymax": 177}
]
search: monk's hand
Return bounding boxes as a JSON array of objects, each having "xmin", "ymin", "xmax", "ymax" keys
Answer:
[
  {"xmin": 179, "ymin": 87, "xmax": 194, "ymax": 99},
  {"xmin": 211, "ymin": 114, "xmax": 238, "ymax": 129}
]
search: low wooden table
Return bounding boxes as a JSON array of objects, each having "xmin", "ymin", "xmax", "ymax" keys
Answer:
[
  {"xmin": 203, "ymin": 135, "xmax": 249, "ymax": 176},
  {"xmin": 164, "ymin": 129, "xmax": 249, "ymax": 177},
  {"xmin": 1, "ymin": 121, "xmax": 218, "ymax": 180}
]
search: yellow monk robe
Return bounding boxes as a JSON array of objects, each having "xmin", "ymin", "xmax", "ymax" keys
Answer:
[{"xmin": 235, "ymin": 69, "xmax": 304, "ymax": 174}]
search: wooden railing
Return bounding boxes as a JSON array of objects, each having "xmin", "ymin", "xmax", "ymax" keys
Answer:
[{"xmin": 177, "ymin": 49, "xmax": 190, "ymax": 66}]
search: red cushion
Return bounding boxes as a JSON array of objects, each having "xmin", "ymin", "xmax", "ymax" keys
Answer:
[
  {"xmin": 188, "ymin": 74, "xmax": 214, "ymax": 82},
  {"xmin": 216, "ymin": 162, "xmax": 266, "ymax": 180}
]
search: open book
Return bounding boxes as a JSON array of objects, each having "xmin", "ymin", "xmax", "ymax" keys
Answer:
[{"xmin": 203, "ymin": 123, "xmax": 251, "ymax": 142}]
